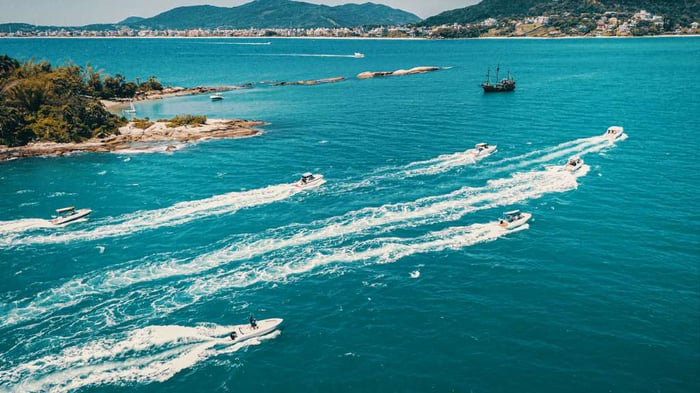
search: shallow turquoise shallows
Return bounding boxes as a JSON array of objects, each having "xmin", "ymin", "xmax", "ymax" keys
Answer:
[{"xmin": 0, "ymin": 37, "xmax": 698, "ymax": 393}]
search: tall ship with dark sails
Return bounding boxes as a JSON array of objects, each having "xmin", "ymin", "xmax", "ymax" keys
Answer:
[{"xmin": 481, "ymin": 65, "xmax": 515, "ymax": 93}]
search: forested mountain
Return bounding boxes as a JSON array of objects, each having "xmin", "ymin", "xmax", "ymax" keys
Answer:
[
  {"xmin": 422, "ymin": 0, "xmax": 699, "ymax": 27},
  {"xmin": 128, "ymin": 0, "xmax": 421, "ymax": 29}
]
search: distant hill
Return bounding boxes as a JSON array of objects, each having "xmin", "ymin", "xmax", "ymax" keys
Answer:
[
  {"xmin": 127, "ymin": 0, "xmax": 421, "ymax": 29},
  {"xmin": 118, "ymin": 16, "xmax": 146, "ymax": 25},
  {"xmin": 422, "ymin": 0, "xmax": 700, "ymax": 26}
]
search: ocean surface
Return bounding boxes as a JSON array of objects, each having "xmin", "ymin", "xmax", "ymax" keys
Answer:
[{"xmin": 0, "ymin": 37, "xmax": 698, "ymax": 392}]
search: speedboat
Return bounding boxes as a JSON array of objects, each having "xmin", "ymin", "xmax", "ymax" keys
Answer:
[
  {"xmin": 498, "ymin": 210, "xmax": 532, "ymax": 230},
  {"xmin": 228, "ymin": 318, "xmax": 283, "ymax": 343},
  {"xmin": 604, "ymin": 126, "xmax": 624, "ymax": 141},
  {"xmin": 563, "ymin": 156, "xmax": 583, "ymax": 171},
  {"xmin": 51, "ymin": 206, "xmax": 92, "ymax": 225},
  {"xmin": 469, "ymin": 142, "xmax": 497, "ymax": 157},
  {"xmin": 294, "ymin": 172, "xmax": 326, "ymax": 189},
  {"xmin": 210, "ymin": 93, "xmax": 224, "ymax": 100},
  {"xmin": 353, "ymin": 52, "xmax": 365, "ymax": 58}
]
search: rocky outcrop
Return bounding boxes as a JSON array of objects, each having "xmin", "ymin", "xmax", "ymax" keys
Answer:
[
  {"xmin": 0, "ymin": 119, "xmax": 266, "ymax": 161},
  {"xmin": 273, "ymin": 77, "xmax": 345, "ymax": 86},
  {"xmin": 357, "ymin": 66, "xmax": 441, "ymax": 79}
]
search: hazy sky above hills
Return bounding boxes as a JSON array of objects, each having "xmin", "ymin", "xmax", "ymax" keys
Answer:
[{"xmin": 1, "ymin": 0, "xmax": 481, "ymax": 26}]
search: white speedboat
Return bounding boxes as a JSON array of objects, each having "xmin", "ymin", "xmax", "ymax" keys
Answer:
[
  {"xmin": 51, "ymin": 206, "xmax": 92, "ymax": 225},
  {"xmin": 228, "ymin": 318, "xmax": 283, "ymax": 343},
  {"xmin": 604, "ymin": 126, "xmax": 624, "ymax": 141},
  {"xmin": 353, "ymin": 52, "xmax": 365, "ymax": 58},
  {"xmin": 498, "ymin": 210, "xmax": 531, "ymax": 230},
  {"xmin": 563, "ymin": 156, "xmax": 583, "ymax": 171},
  {"xmin": 210, "ymin": 93, "xmax": 224, "ymax": 100},
  {"xmin": 294, "ymin": 172, "xmax": 326, "ymax": 189},
  {"xmin": 470, "ymin": 142, "xmax": 497, "ymax": 157}
]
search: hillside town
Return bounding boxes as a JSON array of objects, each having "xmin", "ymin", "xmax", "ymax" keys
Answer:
[{"xmin": 1, "ymin": 9, "xmax": 698, "ymax": 39}]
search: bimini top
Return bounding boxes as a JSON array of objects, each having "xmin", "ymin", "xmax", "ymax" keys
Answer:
[
  {"xmin": 56, "ymin": 206, "xmax": 75, "ymax": 213},
  {"xmin": 302, "ymin": 172, "xmax": 313, "ymax": 177},
  {"xmin": 475, "ymin": 143, "xmax": 488, "ymax": 148},
  {"xmin": 504, "ymin": 210, "xmax": 521, "ymax": 216}
]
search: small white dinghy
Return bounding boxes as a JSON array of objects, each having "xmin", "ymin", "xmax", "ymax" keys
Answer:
[
  {"xmin": 469, "ymin": 142, "xmax": 497, "ymax": 157},
  {"xmin": 294, "ymin": 172, "xmax": 326, "ymax": 190},
  {"xmin": 498, "ymin": 210, "xmax": 532, "ymax": 230},
  {"xmin": 210, "ymin": 93, "xmax": 224, "ymax": 100},
  {"xmin": 228, "ymin": 318, "xmax": 283, "ymax": 343},
  {"xmin": 51, "ymin": 206, "xmax": 92, "ymax": 225},
  {"xmin": 562, "ymin": 156, "xmax": 583, "ymax": 171},
  {"xmin": 604, "ymin": 126, "xmax": 624, "ymax": 141}
]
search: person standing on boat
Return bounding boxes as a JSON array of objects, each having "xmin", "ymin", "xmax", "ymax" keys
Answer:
[{"xmin": 249, "ymin": 314, "xmax": 258, "ymax": 329}]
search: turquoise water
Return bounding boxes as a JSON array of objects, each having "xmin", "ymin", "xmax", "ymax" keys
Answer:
[{"xmin": 0, "ymin": 37, "xmax": 698, "ymax": 392}]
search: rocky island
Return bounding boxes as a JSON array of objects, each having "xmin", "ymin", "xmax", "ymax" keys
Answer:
[{"xmin": 0, "ymin": 118, "xmax": 266, "ymax": 160}]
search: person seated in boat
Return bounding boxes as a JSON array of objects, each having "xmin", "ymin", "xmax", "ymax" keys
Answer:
[
  {"xmin": 249, "ymin": 315, "xmax": 258, "ymax": 329},
  {"xmin": 230, "ymin": 331, "xmax": 237, "ymax": 340}
]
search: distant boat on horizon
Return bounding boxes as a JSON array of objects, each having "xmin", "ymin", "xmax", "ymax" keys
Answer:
[
  {"xmin": 353, "ymin": 52, "xmax": 365, "ymax": 58},
  {"xmin": 481, "ymin": 65, "xmax": 515, "ymax": 93}
]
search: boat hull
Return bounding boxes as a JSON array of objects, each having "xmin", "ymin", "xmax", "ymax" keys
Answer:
[
  {"xmin": 469, "ymin": 145, "xmax": 497, "ymax": 157},
  {"xmin": 51, "ymin": 209, "xmax": 92, "ymax": 225},
  {"xmin": 229, "ymin": 318, "xmax": 283, "ymax": 343},
  {"xmin": 482, "ymin": 81, "xmax": 515, "ymax": 93},
  {"xmin": 294, "ymin": 175, "xmax": 326, "ymax": 190},
  {"xmin": 604, "ymin": 126, "xmax": 624, "ymax": 141},
  {"xmin": 499, "ymin": 212, "xmax": 532, "ymax": 230}
]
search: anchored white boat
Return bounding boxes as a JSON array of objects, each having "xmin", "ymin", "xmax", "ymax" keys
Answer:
[
  {"xmin": 470, "ymin": 142, "xmax": 497, "ymax": 157},
  {"xmin": 210, "ymin": 93, "xmax": 224, "ymax": 100},
  {"xmin": 563, "ymin": 156, "xmax": 583, "ymax": 171},
  {"xmin": 498, "ymin": 210, "xmax": 531, "ymax": 230},
  {"xmin": 51, "ymin": 206, "xmax": 92, "ymax": 225},
  {"xmin": 228, "ymin": 318, "xmax": 283, "ymax": 343},
  {"xmin": 294, "ymin": 172, "xmax": 326, "ymax": 189},
  {"xmin": 123, "ymin": 100, "xmax": 136, "ymax": 115},
  {"xmin": 604, "ymin": 126, "xmax": 624, "ymax": 141}
]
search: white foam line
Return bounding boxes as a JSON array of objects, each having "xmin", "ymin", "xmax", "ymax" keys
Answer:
[
  {"xmin": 0, "ymin": 167, "xmax": 584, "ymax": 328},
  {"xmin": 341, "ymin": 134, "xmax": 605, "ymax": 192},
  {"xmin": 0, "ymin": 324, "xmax": 279, "ymax": 393},
  {"xmin": 262, "ymin": 53, "xmax": 357, "ymax": 58},
  {"xmin": 186, "ymin": 222, "xmax": 530, "ymax": 298},
  {"xmin": 0, "ymin": 218, "xmax": 53, "ymax": 235},
  {"xmin": 489, "ymin": 136, "xmax": 599, "ymax": 166},
  {"xmin": 492, "ymin": 137, "xmax": 606, "ymax": 174},
  {"xmin": 1, "ymin": 183, "xmax": 301, "ymax": 247}
]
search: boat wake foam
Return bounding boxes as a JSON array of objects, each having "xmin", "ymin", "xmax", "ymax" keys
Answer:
[
  {"xmin": 0, "ymin": 218, "xmax": 53, "ymax": 235},
  {"xmin": 0, "ymin": 323, "xmax": 279, "ymax": 393},
  {"xmin": 0, "ymin": 132, "xmax": 615, "ymax": 330},
  {"xmin": 0, "ymin": 183, "xmax": 301, "ymax": 248},
  {"xmin": 0, "ymin": 165, "xmax": 576, "ymax": 328}
]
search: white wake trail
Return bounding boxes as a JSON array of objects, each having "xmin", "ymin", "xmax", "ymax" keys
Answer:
[
  {"xmin": 186, "ymin": 222, "xmax": 529, "ymax": 298},
  {"xmin": 1, "ymin": 183, "xmax": 300, "ymax": 247},
  {"xmin": 0, "ymin": 323, "xmax": 280, "ymax": 393},
  {"xmin": 0, "ymin": 218, "xmax": 53, "ymax": 235},
  {"xmin": 0, "ymin": 167, "xmax": 585, "ymax": 328}
]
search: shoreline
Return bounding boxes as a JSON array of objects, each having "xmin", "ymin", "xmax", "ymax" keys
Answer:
[
  {"xmin": 1, "ymin": 34, "xmax": 698, "ymax": 41},
  {"xmin": 0, "ymin": 118, "xmax": 266, "ymax": 161},
  {"xmin": 101, "ymin": 85, "xmax": 252, "ymax": 110}
]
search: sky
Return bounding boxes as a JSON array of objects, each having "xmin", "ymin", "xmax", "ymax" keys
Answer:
[{"xmin": 0, "ymin": 0, "xmax": 481, "ymax": 26}]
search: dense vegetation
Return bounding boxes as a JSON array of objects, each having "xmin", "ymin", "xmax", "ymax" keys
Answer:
[
  {"xmin": 0, "ymin": 55, "xmax": 162, "ymax": 147},
  {"xmin": 163, "ymin": 115, "xmax": 207, "ymax": 127},
  {"xmin": 422, "ymin": 0, "xmax": 700, "ymax": 28}
]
